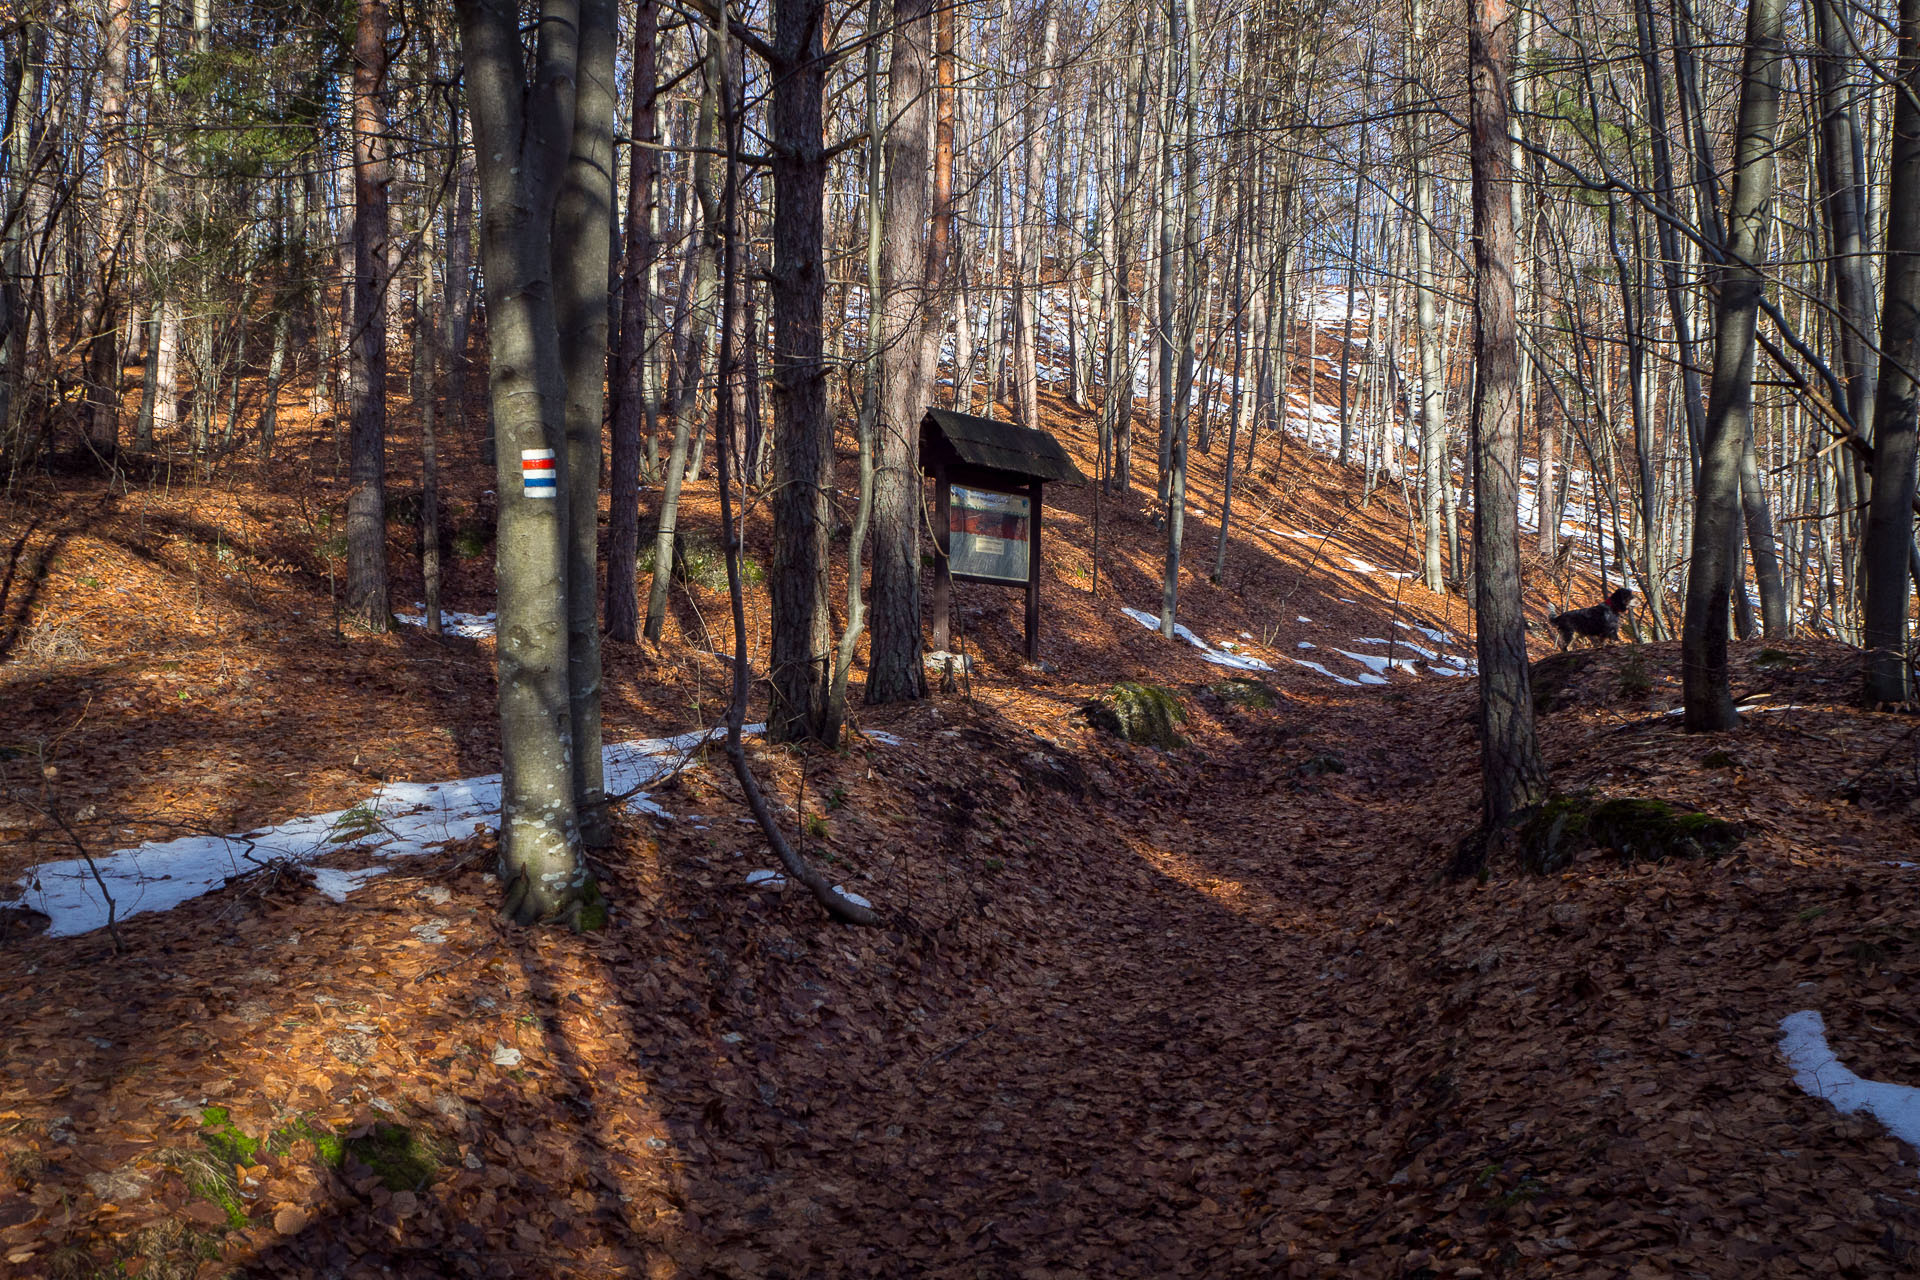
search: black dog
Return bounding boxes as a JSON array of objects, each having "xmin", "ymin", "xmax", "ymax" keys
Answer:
[{"xmin": 1550, "ymin": 586, "xmax": 1634, "ymax": 651}]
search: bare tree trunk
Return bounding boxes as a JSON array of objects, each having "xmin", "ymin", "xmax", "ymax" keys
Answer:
[
  {"xmin": 645, "ymin": 15, "xmax": 723, "ymax": 642},
  {"xmin": 767, "ymin": 0, "xmax": 835, "ymax": 743},
  {"xmin": 1410, "ymin": 0, "xmax": 1447, "ymax": 594},
  {"xmin": 1462, "ymin": 0, "xmax": 1547, "ymax": 848},
  {"xmin": 605, "ymin": 0, "xmax": 659, "ymax": 644},
  {"xmin": 556, "ymin": 0, "xmax": 615, "ymax": 846},
  {"xmin": 456, "ymin": 0, "xmax": 603, "ymax": 927},
  {"xmin": 1009, "ymin": 10, "xmax": 1057, "ymax": 430},
  {"xmin": 869, "ymin": 0, "xmax": 948, "ymax": 704},
  {"xmin": 1865, "ymin": 0, "xmax": 1920, "ymax": 704},
  {"xmin": 346, "ymin": 0, "xmax": 392, "ymax": 631},
  {"xmin": 1683, "ymin": 0, "xmax": 1786, "ymax": 733}
]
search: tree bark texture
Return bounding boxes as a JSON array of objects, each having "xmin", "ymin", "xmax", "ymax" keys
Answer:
[
  {"xmin": 1683, "ymin": 0, "xmax": 1786, "ymax": 732},
  {"xmin": 1865, "ymin": 0, "xmax": 1920, "ymax": 703},
  {"xmin": 767, "ymin": 0, "xmax": 835, "ymax": 743},
  {"xmin": 1467, "ymin": 0, "xmax": 1548, "ymax": 831},
  {"xmin": 867, "ymin": 0, "xmax": 941, "ymax": 704},
  {"xmin": 346, "ymin": 0, "xmax": 392, "ymax": 631}
]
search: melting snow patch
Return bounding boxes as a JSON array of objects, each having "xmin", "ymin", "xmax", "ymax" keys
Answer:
[
  {"xmin": 862, "ymin": 730, "xmax": 904, "ymax": 746},
  {"xmin": 2, "ymin": 725, "xmax": 760, "ymax": 937},
  {"xmin": 1343, "ymin": 557, "xmax": 1412, "ymax": 580},
  {"xmin": 1335, "ymin": 648, "xmax": 1419, "ymax": 677},
  {"xmin": 1396, "ymin": 619, "xmax": 1455, "ymax": 644},
  {"xmin": 395, "ymin": 607, "xmax": 497, "ymax": 639},
  {"xmin": 833, "ymin": 886, "xmax": 873, "ymax": 909},
  {"xmin": 1779, "ymin": 1010, "xmax": 1920, "ymax": 1158},
  {"xmin": 1120, "ymin": 607, "xmax": 1273, "ymax": 671},
  {"xmin": 746, "ymin": 869, "xmax": 788, "ymax": 889},
  {"xmin": 1297, "ymin": 641, "xmax": 1316, "ymax": 650},
  {"xmin": 310, "ymin": 865, "xmax": 390, "ymax": 903},
  {"xmin": 1297, "ymin": 616, "xmax": 1314, "ymax": 624},
  {"xmin": 1886, "ymin": 861, "xmax": 1919, "ymax": 870},
  {"xmin": 1291, "ymin": 658, "xmax": 1362, "ymax": 687}
]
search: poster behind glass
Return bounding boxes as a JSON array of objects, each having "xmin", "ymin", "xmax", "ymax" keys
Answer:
[{"xmin": 949, "ymin": 485, "xmax": 1031, "ymax": 583}]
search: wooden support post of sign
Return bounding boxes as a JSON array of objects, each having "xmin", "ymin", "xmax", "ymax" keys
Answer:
[
  {"xmin": 932, "ymin": 462, "xmax": 952, "ymax": 652},
  {"xmin": 1025, "ymin": 479, "xmax": 1041, "ymax": 661}
]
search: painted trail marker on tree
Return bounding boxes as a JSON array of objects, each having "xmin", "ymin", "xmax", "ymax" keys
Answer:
[
  {"xmin": 919, "ymin": 408, "xmax": 1086, "ymax": 662},
  {"xmin": 520, "ymin": 449, "xmax": 557, "ymax": 497}
]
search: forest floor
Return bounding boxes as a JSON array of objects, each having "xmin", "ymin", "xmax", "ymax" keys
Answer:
[{"xmin": 3, "ymin": 383, "xmax": 1920, "ymax": 1278}]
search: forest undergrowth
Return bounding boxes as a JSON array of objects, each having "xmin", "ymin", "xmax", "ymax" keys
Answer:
[{"xmin": 3, "ymin": 390, "xmax": 1919, "ymax": 1278}]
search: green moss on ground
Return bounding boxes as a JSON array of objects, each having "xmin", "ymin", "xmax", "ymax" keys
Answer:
[
  {"xmin": 344, "ymin": 1122, "xmax": 444, "ymax": 1192},
  {"xmin": 1085, "ymin": 682, "xmax": 1188, "ymax": 749},
  {"xmin": 1514, "ymin": 793, "xmax": 1743, "ymax": 874},
  {"xmin": 1205, "ymin": 677, "xmax": 1279, "ymax": 710}
]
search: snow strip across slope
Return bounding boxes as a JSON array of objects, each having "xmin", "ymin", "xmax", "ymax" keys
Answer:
[
  {"xmin": 1120, "ymin": 607, "xmax": 1274, "ymax": 672},
  {"xmin": 394, "ymin": 607, "xmax": 498, "ymax": 639},
  {"xmin": 3, "ymin": 726, "xmax": 761, "ymax": 938},
  {"xmin": 1779, "ymin": 1010, "xmax": 1920, "ymax": 1163}
]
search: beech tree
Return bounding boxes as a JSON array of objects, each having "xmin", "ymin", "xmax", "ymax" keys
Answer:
[
  {"xmin": 454, "ymin": 0, "xmax": 615, "ymax": 925},
  {"xmin": 1683, "ymin": 0, "xmax": 1786, "ymax": 733}
]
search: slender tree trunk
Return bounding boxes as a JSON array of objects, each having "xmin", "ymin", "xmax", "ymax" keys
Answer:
[
  {"xmin": 1009, "ymin": 10, "xmax": 1058, "ymax": 430},
  {"xmin": 767, "ymin": 0, "xmax": 835, "ymax": 743},
  {"xmin": 868, "ymin": 0, "xmax": 947, "ymax": 704},
  {"xmin": 555, "ymin": 0, "xmax": 615, "ymax": 846},
  {"xmin": 1464, "ymin": 0, "xmax": 1547, "ymax": 844},
  {"xmin": 645, "ymin": 17, "xmax": 723, "ymax": 642},
  {"xmin": 1865, "ymin": 0, "xmax": 1920, "ymax": 704},
  {"xmin": 1410, "ymin": 0, "xmax": 1447, "ymax": 594},
  {"xmin": 456, "ymin": 0, "xmax": 603, "ymax": 927},
  {"xmin": 346, "ymin": 0, "xmax": 392, "ymax": 631},
  {"xmin": 605, "ymin": 0, "xmax": 659, "ymax": 644},
  {"xmin": 1684, "ymin": 0, "xmax": 1786, "ymax": 733}
]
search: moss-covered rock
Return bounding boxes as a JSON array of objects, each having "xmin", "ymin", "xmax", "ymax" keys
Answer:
[
  {"xmin": 1205, "ymin": 677, "xmax": 1279, "ymax": 710},
  {"xmin": 1513, "ymin": 793, "xmax": 1743, "ymax": 874},
  {"xmin": 1085, "ymin": 682, "xmax": 1188, "ymax": 748}
]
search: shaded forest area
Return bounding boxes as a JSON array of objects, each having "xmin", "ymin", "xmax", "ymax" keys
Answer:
[{"xmin": 3, "ymin": 0, "xmax": 1920, "ymax": 1275}]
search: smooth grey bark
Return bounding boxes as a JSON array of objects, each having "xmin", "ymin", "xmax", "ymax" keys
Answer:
[
  {"xmin": 605, "ymin": 0, "xmax": 659, "ymax": 645},
  {"xmin": 456, "ymin": 0, "xmax": 603, "ymax": 926},
  {"xmin": 645, "ymin": 17, "xmax": 723, "ymax": 643},
  {"xmin": 1813, "ymin": 0, "xmax": 1877, "ymax": 442},
  {"xmin": 1009, "ymin": 9, "xmax": 1057, "ymax": 431},
  {"xmin": 1466, "ymin": 0, "xmax": 1547, "ymax": 839},
  {"xmin": 345, "ymin": 0, "xmax": 392, "ymax": 632},
  {"xmin": 1158, "ymin": 0, "xmax": 1197, "ymax": 638},
  {"xmin": 1683, "ymin": 0, "xmax": 1786, "ymax": 733},
  {"xmin": 1410, "ymin": 0, "xmax": 1446, "ymax": 594},
  {"xmin": 1865, "ymin": 0, "xmax": 1920, "ymax": 704},
  {"xmin": 556, "ymin": 0, "xmax": 615, "ymax": 847},
  {"xmin": 767, "ymin": 0, "xmax": 835, "ymax": 743},
  {"xmin": 867, "ymin": 0, "xmax": 944, "ymax": 705},
  {"xmin": 829, "ymin": 0, "xmax": 890, "ymax": 739}
]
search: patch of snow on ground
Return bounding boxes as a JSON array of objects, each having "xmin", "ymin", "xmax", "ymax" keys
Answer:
[
  {"xmin": 1291, "ymin": 658, "xmax": 1363, "ymax": 687},
  {"xmin": 1335, "ymin": 648, "xmax": 1420, "ymax": 677},
  {"xmin": 3, "ymin": 726, "xmax": 759, "ymax": 937},
  {"xmin": 862, "ymin": 730, "xmax": 904, "ymax": 746},
  {"xmin": 1396, "ymin": 619, "xmax": 1455, "ymax": 644},
  {"xmin": 1120, "ymin": 606, "xmax": 1274, "ymax": 672},
  {"xmin": 1780, "ymin": 1010, "xmax": 1920, "ymax": 1158},
  {"xmin": 311, "ymin": 865, "xmax": 390, "ymax": 903},
  {"xmin": 395, "ymin": 607, "xmax": 498, "ymax": 639}
]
